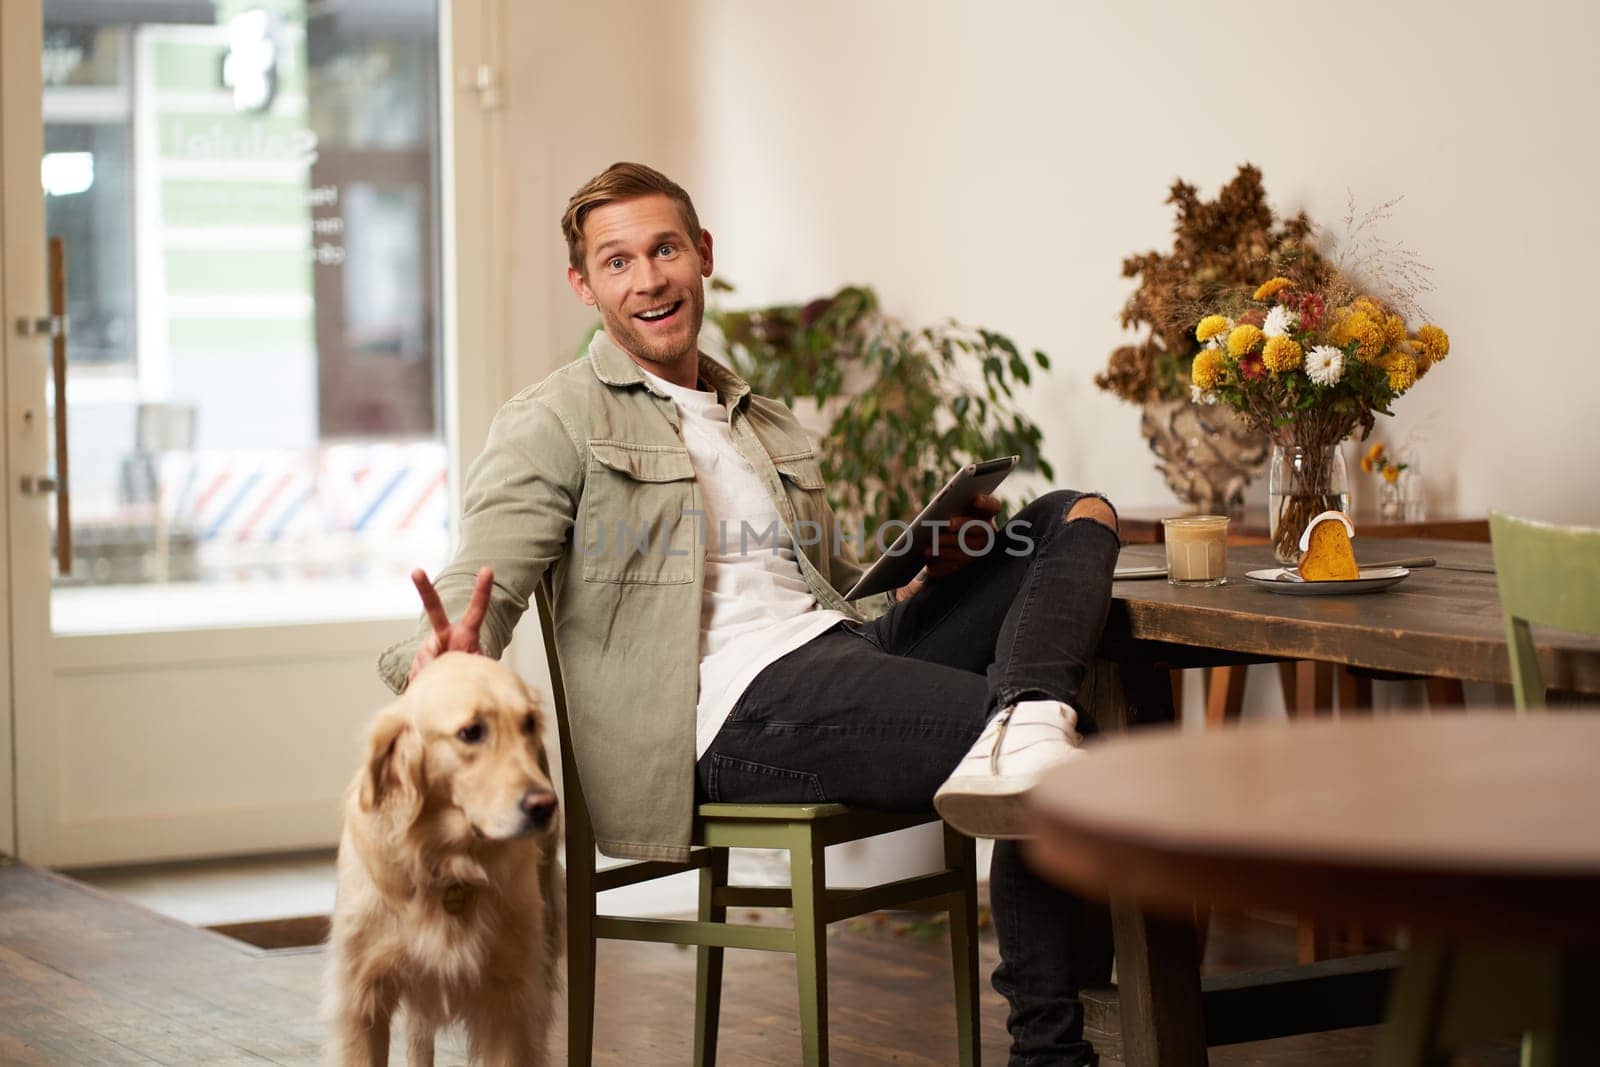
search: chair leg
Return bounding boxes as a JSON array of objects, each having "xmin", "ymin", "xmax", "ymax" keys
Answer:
[
  {"xmin": 1337, "ymin": 666, "xmax": 1374, "ymax": 715},
  {"xmin": 1293, "ymin": 661, "xmax": 1335, "ymax": 717},
  {"xmin": 1297, "ymin": 916, "xmax": 1331, "ymax": 964},
  {"xmin": 694, "ymin": 850, "xmax": 729, "ymax": 1067},
  {"xmin": 1205, "ymin": 665, "xmax": 1247, "ymax": 727},
  {"xmin": 788, "ymin": 823, "xmax": 830, "ymax": 1067},
  {"xmin": 1277, "ymin": 660, "xmax": 1298, "ymax": 711},
  {"xmin": 566, "ymin": 850, "xmax": 598, "ymax": 1067},
  {"xmin": 1376, "ymin": 938, "xmax": 1453, "ymax": 1067},
  {"xmin": 943, "ymin": 825, "xmax": 981, "ymax": 1067},
  {"xmin": 1425, "ymin": 678, "xmax": 1466, "ymax": 709}
]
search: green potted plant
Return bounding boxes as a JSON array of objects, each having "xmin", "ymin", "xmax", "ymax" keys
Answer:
[{"xmin": 707, "ymin": 281, "xmax": 1052, "ymax": 545}]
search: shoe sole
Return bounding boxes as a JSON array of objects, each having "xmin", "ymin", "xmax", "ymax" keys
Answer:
[{"xmin": 933, "ymin": 776, "xmax": 1039, "ymax": 840}]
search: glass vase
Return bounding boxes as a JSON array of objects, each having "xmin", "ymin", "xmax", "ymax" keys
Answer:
[
  {"xmin": 1379, "ymin": 477, "xmax": 1405, "ymax": 520},
  {"xmin": 1267, "ymin": 440, "xmax": 1350, "ymax": 564}
]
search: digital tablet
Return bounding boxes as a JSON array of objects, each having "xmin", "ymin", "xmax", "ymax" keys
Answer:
[{"xmin": 844, "ymin": 456, "xmax": 1020, "ymax": 600}]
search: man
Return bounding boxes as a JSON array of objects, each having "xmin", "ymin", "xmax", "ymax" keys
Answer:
[{"xmin": 379, "ymin": 162, "xmax": 1120, "ymax": 1065}]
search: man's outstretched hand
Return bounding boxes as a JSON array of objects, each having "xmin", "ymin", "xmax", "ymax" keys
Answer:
[{"xmin": 408, "ymin": 566, "xmax": 494, "ymax": 683}]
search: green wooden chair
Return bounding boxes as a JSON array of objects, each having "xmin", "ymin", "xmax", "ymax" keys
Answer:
[
  {"xmin": 1490, "ymin": 511, "xmax": 1600, "ymax": 709},
  {"xmin": 1376, "ymin": 512, "xmax": 1600, "ymax": 1066},
  {"xmin": 534, "ymin": 586, "xmax": 982, "ymax": 1067}
]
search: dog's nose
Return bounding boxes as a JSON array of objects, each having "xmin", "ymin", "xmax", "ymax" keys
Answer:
[{"xmin": 520, "ymin": 789, "xmax": 558, "ymax": 828}]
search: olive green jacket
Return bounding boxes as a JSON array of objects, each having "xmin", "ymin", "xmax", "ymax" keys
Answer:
[{"xmin": 378, "ymin": 331, "xmax": 893, "ymax": 861}]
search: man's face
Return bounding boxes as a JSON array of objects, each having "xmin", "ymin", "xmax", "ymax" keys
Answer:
[{"xmin": 567, "ymin": 193, "xmax": 713, "ymax": 369}]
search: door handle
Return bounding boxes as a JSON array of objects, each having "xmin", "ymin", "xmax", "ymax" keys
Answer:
[{"xmin": 44, "ymin": 237, "xmax": 72, "ymax": 574}]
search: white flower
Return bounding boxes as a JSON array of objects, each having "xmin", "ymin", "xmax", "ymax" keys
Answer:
[
  {"xmin": 1305, "ymin": 344, "xmax": 1345, "ymax": 386},
  {"xmin": 1263, "ymin": 304, "xmax": 1299, "ymax": 338},
  {"xmin": 1190, "ymin": 383, "xmax": 1219, "ymax": 405}
]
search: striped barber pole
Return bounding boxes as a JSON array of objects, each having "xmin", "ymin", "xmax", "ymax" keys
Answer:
[
  {"xmin": 321, "ymin": 442, "xmax": 449, "ymax": 538},
  {"xmin": 156, "ymin": 442, "xmax": 447, "ymax": 546},
  {"xmin": 160, "ymin": 450, "xmax": 324, "ymax": 544}
]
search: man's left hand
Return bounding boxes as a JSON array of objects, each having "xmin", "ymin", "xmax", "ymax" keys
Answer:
[{"xmin": 923, "ymin": 492, "xmax": 1001, "ymax": 579}]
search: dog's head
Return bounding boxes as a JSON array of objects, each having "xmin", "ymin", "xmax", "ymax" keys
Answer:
[{"xmin": 361, "ymin": 652, "xmax": 559, "ymax": 841}]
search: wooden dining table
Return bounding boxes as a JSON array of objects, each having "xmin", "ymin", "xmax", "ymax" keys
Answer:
[
  {"xmin": 1108, "ymin": 538, "xmax": 1600, "ymax": 694},
  {"xmin": 1052, "ymin": 537, "xmax": 1600, "ymax": 1065}
]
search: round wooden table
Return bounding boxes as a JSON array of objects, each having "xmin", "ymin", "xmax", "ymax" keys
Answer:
[
  {"xmin": 1027, "ymin": 712, "xmax": 1600, "ymax": 1064},
  {"xmin": 1029, "ymin": 712, "xmax": 1600, "ymax": 945}
]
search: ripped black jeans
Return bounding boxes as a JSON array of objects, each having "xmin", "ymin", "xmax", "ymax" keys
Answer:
[{"xmin": 696, "ymin": 490, "xmax": 1120, "ymax": 1066}]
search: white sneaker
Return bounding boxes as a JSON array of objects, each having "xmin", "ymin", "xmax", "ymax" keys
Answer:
[{"xmin": 933, "ymin": 699, "xmax": 1086, "ymax": 839}]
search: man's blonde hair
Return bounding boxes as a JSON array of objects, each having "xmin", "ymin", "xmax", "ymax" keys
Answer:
[{"xmin": 561, "ymin": 162, "xmax": 703, "ymax": 273}]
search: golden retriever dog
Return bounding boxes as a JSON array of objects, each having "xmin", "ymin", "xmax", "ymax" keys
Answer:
[{"xmin": 324, "ymin": 652, "xmax": 564, "ymax": 1066}]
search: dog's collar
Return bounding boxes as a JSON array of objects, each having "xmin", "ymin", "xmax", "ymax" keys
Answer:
[{"xmin": 441, "ymin": 883, "xmax": 473, "ymax": 915}]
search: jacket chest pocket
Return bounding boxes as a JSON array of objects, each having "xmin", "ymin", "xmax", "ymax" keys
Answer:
[
  {"xmin": 772, "ymin": 451, "xmax": 828, "ymax": 550},
  {"xmin": 580, "ymin": 442, "xmax": 698, "ymax": 584}
]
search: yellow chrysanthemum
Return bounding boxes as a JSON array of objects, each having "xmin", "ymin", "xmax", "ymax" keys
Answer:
[
  {"xmin": 1416, "ymin": 324, "xmax": 1450, "ymax": 361},
  {"xmin": 1253, "ymin": 277, "xmax": 1292, "ymax": 301},
  {"xmin": 1361, "ymin": 442, "xmax": 1385, "ymax": 473},
  {"xmin": 1226, "ymin": 324, "xmax": 1264, "ymax": 358},
  {"xmin": 1262, "ymin": 335, "xmax": 1303, "ymax": 373},
  {"xmin": 1326, "ymin": 308, "xmax": 1354, "ymax": 347},
  {"xmin": 1353, "ymin": 296, "xmax": 1387, "ymax": 319},
  {"xmin": 1191, "ymin": 349, "xmax": 1226, "ymax": 391},
  {"xmin": 1385, "ymin": 354, "xmax": 1419, "ymax": 393},
  {"xmin": 1195, "ymin": 315, "xmax": 1230, "ymax": 343},
  {"xmin": 1414, "ymin": 349, "xmax": 1435, "ymax": 378},
  {"xmin": 1384, "ymin": 314, "xmax": 1406, "ymax": 348},
  {"xmin": 1345, "ymin": 312, "xmax": 1386, "ymax": 357},
  {"xmin": 1382, "ymin": 465, "xmax": 1402, "ymax": 484}
]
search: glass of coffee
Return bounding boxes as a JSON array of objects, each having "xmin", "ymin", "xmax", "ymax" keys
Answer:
[{"xmin": 1162, "ymin": 516, "xmax": 1230, "ymax": 587}]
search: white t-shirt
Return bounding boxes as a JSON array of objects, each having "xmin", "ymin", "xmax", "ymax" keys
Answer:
[{"xmin": 639, "ymin": 368, "xmax": 849, "ymax": 757}]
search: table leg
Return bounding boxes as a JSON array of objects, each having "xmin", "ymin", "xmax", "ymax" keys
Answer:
[
  {"xmin": 1093, "ymin": 656, "xmax": 1208, "ymax": 1065},
  {"xmin": 1293, "ymin": 661, "xmax": 1338, "ymax": 961},
  {"xmin": 1111, "ymin": 894, "xmax": 1209, "ymax": 1067}
]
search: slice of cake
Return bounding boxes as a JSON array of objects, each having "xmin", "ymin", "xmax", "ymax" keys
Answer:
[{"xmin": 1297, "ymin": 510, "xmax": 1359, "ymax": 581}]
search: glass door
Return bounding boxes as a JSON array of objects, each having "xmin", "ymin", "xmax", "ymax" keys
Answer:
[
  {"xmin": 5, "ymin": 0, "xmax": 476, "ymax": 867},
  {"xmin": 43, "ymin": 0, "xmax": 449, "ymax": 629}
]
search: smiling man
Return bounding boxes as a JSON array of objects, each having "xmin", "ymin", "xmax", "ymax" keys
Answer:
[
  {"xmin": 380, "ymin": 162, "xmax": 1121, "ymax": 1066},
  {"xmin": 567, "ymin": 190, "xmax": 710, "ymax": 381}
]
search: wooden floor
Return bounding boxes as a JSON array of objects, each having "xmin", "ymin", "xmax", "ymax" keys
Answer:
[{"xmin": 0, "ymin": 858, "xmax": 1518, "ymax": 1065}]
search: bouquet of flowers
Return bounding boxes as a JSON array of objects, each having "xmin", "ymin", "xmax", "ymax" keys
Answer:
[{"xmin": 1189, "ymin": 276, "xmax": 1450, "ymax": 558}]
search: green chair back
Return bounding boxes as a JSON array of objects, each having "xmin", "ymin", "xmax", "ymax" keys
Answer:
[
  {"xmin": 533, "ymin": 583, "xmax": 982, "ymax": 1067},
  {"xmin": 1489, "ymin": 511, "xmax": 1600, "ymax": 709}
]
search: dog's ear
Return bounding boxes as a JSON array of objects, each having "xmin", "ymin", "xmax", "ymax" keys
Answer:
[{"xmin": 359, "ymin": 703, "xmax": 426, "ymax": 816}]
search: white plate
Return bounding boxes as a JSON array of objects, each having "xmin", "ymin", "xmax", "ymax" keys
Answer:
[{"xmin": 1243, "ymin": 566, "xmax": 1411, "ymax": 595}]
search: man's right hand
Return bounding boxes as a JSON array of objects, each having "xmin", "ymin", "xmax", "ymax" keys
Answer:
[{"xmin": 407, "ymin": 565, "xmax": 495, "ymax": 684}]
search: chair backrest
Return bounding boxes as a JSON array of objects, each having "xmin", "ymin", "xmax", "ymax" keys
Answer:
[
  {"xmin": 534, "ymin": 582, "xmax": 598, "ymax": 856},
  {"xmin": 1489, "ymin": 510, "xmax": 1600, "ymax": 709}
]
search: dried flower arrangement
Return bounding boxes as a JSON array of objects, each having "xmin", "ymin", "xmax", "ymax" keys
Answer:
[{"xmin": 1097, "ymin": 164, "xmax": 1331, "ymax": 404}]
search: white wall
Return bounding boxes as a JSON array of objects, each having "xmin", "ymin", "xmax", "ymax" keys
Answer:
[
  {"xmin": 497, "ymin": 0, "xmax": 699, "ymax": 389},
  {"xmin": 485, "ymin": 0, "xmax": 1597, "ymax": 523}
]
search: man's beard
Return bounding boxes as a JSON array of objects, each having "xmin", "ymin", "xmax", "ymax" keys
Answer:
[{"xmin": 601, "ymin": 295, "xmax": 703, "ymax": 366}]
